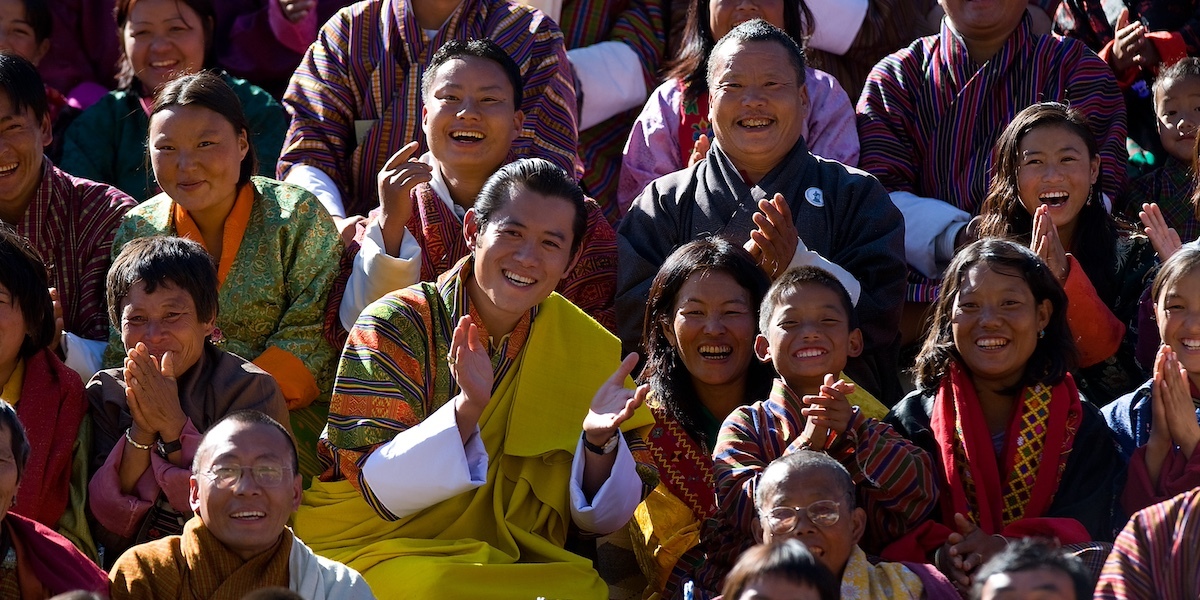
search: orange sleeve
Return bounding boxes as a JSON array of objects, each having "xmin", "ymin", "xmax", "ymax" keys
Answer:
[
  {"xmin": 1062, "ymin": 255, "xmax": 1125, "ymax": 367},
  {"xmin": 253, "ymin": 345, "xmax": 320, "ymax": 410}
]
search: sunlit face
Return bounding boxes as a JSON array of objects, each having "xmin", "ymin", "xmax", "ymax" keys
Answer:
[
  {"xmin": 755, "ymin": 284, "xmax": 862, "ymax": 394},
  {"xmin": 0, "ymin": 91, "xmax": 49, "ymax": 220},
  {"xmin": 708, "ymin": 0, "xmax": 785, "ymax": 40},
  {"xmin": 1156, "ymin": 76, "xmax": 1200, "ymax": 164},
  {"xmin": 950, "ymin": 264, "xmax": 1051, "ymax": 392},
  {"xmin": 149, "ymin": 103, "xmax": 248, "ymax": 224},
  {"xmin": 0, "ymin": 425, "xmax": 17, "ymax": 523},
  {"xmin": 938, "ymin": 0, "xmax": 1027, "ymax": 44},
  {"xmin": 1155, "ymin": 268, "xmax": 1200, "ymax": 376},
  {"xmin": 0, "ymin": 0, "xmax": 47, "ymax": 65},
  {"xmin": 0, "ymin": 282, "xmax": 27, "ymax": 382},
  {"xmin": 736, "ymin": 575, "xmax": 824, "ymax": 600},
  {"xmin": 123, "ymin": 0, "xmax": 207, "ymax": 94},
  {"xmin": 119, "ymin": 281, "xmax": 215, "ymax": 376},
  {"xmin": 663, "ymin": 269, "xmax": 757, "ymax": 396},
  {"xmin": 422, "ymin": 55, "xmax": 524, "ymax": 179},
  {"xmin": 464, "ymin": 187, "xmax": 577, "ymax": 325},
  {"xmin": 757, "ymin": 468, "xmax": 864, "ymax": 578},
  {"xmin": 708, "ymin": 40, "xmax": 808, "ymax": 177},
  {"xmin": 190, "ymin": 421, "xmax": 301, "ymax": 561},
  {"xmin": 1015, "ymin": 125, "xmax": 1099, "ymax": 232},
  {"xmin": 978, "ymin": 568, "xmax": 1078, "ymax": 600}
]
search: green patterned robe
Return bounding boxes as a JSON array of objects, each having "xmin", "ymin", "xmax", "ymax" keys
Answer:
[{"xmin": 108, "ymin": 176, "xmax": 341, "ymax": 481}]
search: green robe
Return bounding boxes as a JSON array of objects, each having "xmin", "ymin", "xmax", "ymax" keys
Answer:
[
  {"xmin": 59, "ymin": 72, "xmax": 286, "ymax": 203},
  {"xmin": 108, "ymin": 176, "xmax": 341, "ymax": 481}
]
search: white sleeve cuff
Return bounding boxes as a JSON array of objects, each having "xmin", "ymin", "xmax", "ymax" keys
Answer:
[
  {"xmin": 339, "ymin": 218, "xmax": 423, "ymax": 331},
  {"xmin": 284, "ymin": 164, "xmax": 347, "ymax": 219},
  {"xmin": 787, "ymin": 238, "xmax": 862, "ymax": 306},
  {"xmin": 804, "ymin": 0, "xmax": 869, "ymax": 55},
  {"xmin": 569, "ymin": 41, "xmax": 650, "ymax": 131},
  {"xmin": 568, "ymin": 434, "xmax": 640, "ymax": 534},
  {"xmin": 361, "ymin": 397, "xmax": 488, "ymax": 519},
  {"xmin": 890, "ymin": 191, "xmax": 969, "ymax": 279},
  {"xmin": 61, "ymin": 332, "xmax": 106, "ymax": 382}
]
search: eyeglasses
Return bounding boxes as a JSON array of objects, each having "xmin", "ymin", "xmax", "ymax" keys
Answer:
[
  {"xmin": 200, "ymin": 464, "xmax": 292, "ymax": 489},
  {"xmin": 760, "ymin": 500, "xmax": 842, "ymax": 534}
]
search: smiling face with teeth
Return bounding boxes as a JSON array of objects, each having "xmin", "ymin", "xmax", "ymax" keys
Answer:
[
  {"xmin": 422, "ymin": 55, "xmax": 524, "ymax": 184},
  {"xmin": 121, "ymin": 0, "xmax": 207, "ymax": 95},
  {"xmin": 1015, "ymin": 124, "xmax": 1099, "ymax": 238},
  {"xmin": 755, "ymin": 285, "xmax": 861, "ymax": 394},
  {"xmin": 190, "ymin": 420, "xmax": 301, "ymax": 561},
  {"xmin": 707, "ymin": 39, "xmax": 809, "ymax": 183},
  {"xmin": 951, "ymin": 264, "xmax": 1051, "ymax": 393},
  {"xmin": 1154, "ymin": 263, "xmax": 1200, "ymax": 382},
  {"xmin": 663, "ymin": 269, "xmax": 757, "ymax": 402},
  {"xmin": 0, "ymin": 90, "xmax": 49, "ymax": 222}
]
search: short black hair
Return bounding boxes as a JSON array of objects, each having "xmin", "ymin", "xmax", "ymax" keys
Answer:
[
  {"xmin": 721, "ymin": 539, "xmax": 839, "ymax": 600},
  {"xmin": 973, "ymin": 539, "xmax": 1092, "ymax": 600},
  {"xmin": 756, "ymin": 450, "xmax": 856, "ymax": 511},
  {"xmin": 18, "ymin": 0, "xmax": 51, "ymax": 43},
  {"xmin": 0, "ymin": 52, "xmax": 47, "ymax": 121},
  {"xmin": 707, "ymin": 19, "xmax": 807, "ymax": 91},
  {"xmin": 474, "ymin": 158, "xmax": 587, "ymax": 258},
  {"xmin": 1154, "ymin": 57, "xmax": 1200, "ymax": 103},
  {"xmin": 0, "ymin": 401, "xmax": 31, "ymax": 484},
  {"xmin": 0, "ymin": 225, "xmax": 54, "ymax": 359},
  {"xmin": 421, "ymin": 38, "xmax": 524, "ymax": 112},
  {"xmin": 759, "ymin": 266, "xmax": 857, "ymax": 333},
  {"xmin": 193, "ymin": 410, "xmax": 298, "ymax": 475},
  {"xmin": 107, "ymin": 236, "xmax": 220, "ymax": 328},
  {"xmin": 151, "ymin": 71, "xmax": 258, "ymax": 186}
]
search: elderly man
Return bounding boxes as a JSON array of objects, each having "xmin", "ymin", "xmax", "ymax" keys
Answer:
[
  {"xmin": 108, "ymin": 411, "xmax": 374, "ymax": 599},
  {"xmin": 617, "ymin": 19, "xmax": 906, "ymax": 402},
  {"xmin": 856, "ymin": 0, "xmax": 1125, "ymax": 303},
  {"xmin": 277, "ymin": 0, "xmax": 579, "ymax": 241}
]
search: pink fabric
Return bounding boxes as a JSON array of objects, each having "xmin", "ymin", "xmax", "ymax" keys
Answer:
[
  {"xmin": 87, "ymin": 419, "xmax": 202, "ymax": 538},
  {"xmin": 1122, "ymin": 443, "xmax": 1200, "ymax": 514},
  {"xmin": 618, "ymin": 66, "xmax": 859, "ymax": 212},
  {"xmin": 268, "ymin": 0, "xmax": 320, "ymax": 55}
]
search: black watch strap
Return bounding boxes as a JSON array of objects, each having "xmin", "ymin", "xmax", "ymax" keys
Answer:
[
  {"xmin": 156, "ymin": 438, "xmax": 183, "ymax": 458},
  {"xmin": 582, "ymin": 432, "xmax": 619, "ymax": 455}
]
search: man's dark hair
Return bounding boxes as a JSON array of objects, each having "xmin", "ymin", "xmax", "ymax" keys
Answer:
[
  {"xmin": 193, "ymin": 410, "xmax": 298, "ymax": 475},
  {"xmin": 973, "ymin": 539, "xmax": 1092, "ymax": 600},
  {"xmin": 107, "ymin": 236, "xmax": 220, "ymax": 328},
  {"xmin": 1154, "ymin": 56, "xmax": 1200, "ymax": 102},
  {"xmin": 759, "ymin": 266, "xmax": 857, "ymax": 333},
  {"xmin": 474, "ymin": 158, "xmax": 587, "ymax": 258},
  {"xmin": 0, "ymin": 52, "xmax": 47, "ymax": 121},
  {"xmin": 706, "ymin": 19, "xmax": 807, "ymax": 91},
  {"xmin": 421, "ymin": 38, "xmax": 524, "ymax": 112},
  {"xmin": 19, "ymin": 0, "xmax": 52, "ymax": 44},
  {"xmin": 722, "ymin": 539, "xmax": 839, "ymax": 600}
]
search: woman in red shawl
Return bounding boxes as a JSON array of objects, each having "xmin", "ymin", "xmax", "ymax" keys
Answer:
[{"xmin": 884, "ymin": 239, "xmax": 1122, "ymax": 590}]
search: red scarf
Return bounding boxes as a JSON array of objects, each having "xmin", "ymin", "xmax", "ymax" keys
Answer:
[
  {"xmin": 408, "ymin": 183, "xmax": 470, "ymax": 282},
  {"xmin": 642, "ymin": 404, "xmax": 717, "ymax": 520},
  {"xmin": 676, "ymin": 81, "xmax": 712, "ymax": 165},
  {"xmin": 13, "ymin": 349, "xmax": 87, "ymax": 529},
  {"xmin": 6, "ymin": 512, "xmax": 107, "ymax": 596},
  {"xmin": 883, "ymin": 363, "xmax": 1090, "ymax": 561}
]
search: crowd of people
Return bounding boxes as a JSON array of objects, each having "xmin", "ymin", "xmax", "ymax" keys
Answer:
[{"xmin": 6, "ymin": 0, "xmax": 1200, "ymax": 598}]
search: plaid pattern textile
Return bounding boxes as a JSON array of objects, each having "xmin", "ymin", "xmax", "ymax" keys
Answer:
[
  {"xmin": 1126, "ymin": 156, "xmax": 1200, "ymax": 243},
  {"xmin": 15, "ymin": 161, "xmax": 134, "ymax": 340},
  {"xmin": 279, "ymin": 0, "xmax": 580, "ymax": 217}
]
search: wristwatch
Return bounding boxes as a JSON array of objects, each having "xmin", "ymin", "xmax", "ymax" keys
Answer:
[
  {"xmin": 583, "ymin": 432, "xmax": 619, "ymax": 455},
  {"xmin": 156, "ymin": 437, "xmax": 183, "ymax": 459}
]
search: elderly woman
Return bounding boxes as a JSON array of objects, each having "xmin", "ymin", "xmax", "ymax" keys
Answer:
[
  {"xmin": 884, "ymin": 239, "xmax": 1122, "ymax": 589},
  {"xmin": 0, "ymin": 400, "xmax": 107, "ymax": 597},
  {"xmin": 0, "ymin": 227, "xmax": 96, "ymax": 560},
  {"xmin": 618, "ymin": 0, "xmax": 858, "ymax": 211},
  {"xmin": 88, "ymin": 235, "xmax": 290, "ymax": 558},
  {"xmin": 108, "ymin": 71, "xmax": 340, "ymax": 479},
  {"xmin": 977, "ymin": 102, "xmax": 1157, "ymax": 404},
  {"xmin": 59, "ymin": 0, "xmax": 286, "ymax": 201}
]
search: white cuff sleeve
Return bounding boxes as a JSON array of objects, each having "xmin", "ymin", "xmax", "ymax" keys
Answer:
[
  {"xmin": 569, "ymin": 42, "xmax": 650, "ymax": 131},
  {"xmin": 568, "ymin": 434, "xmax": 640, "ymax": 534},
  {"xmin": 788, "ymin": 238, "xmax": 862, "ymax": 306},
  {"xmin": 890, "ymin": 191, "xmax": 970, "ymax": 279},
  {"xmin": 284, "ymin": 164, "xmax": 347, "ymax": 219},
  {"xmin": 62, "ymin": 333, "xmax": 106, "ymax": 382},
  {"xmin": 804, "ymin": 0, "xmax": 868, "ymax": 55},
  {"xmin": 361, "ymin": 397, "xmax": 488, "ymax": 519},
  {"xmin": 340, "ymin": 218, "xmax": 423, "ymax": 331}
]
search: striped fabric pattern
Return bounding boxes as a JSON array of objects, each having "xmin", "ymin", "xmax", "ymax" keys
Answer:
[
  {"xmin": 1095, "ymin": 487, "xmax": 1200, "ymax": 600},
  {"xmin": 692, "ymin": 379, "xmax": 937, "ymax": 592},
  {"xmin": 1125, "ymin": 157, "xmax": 1200, "ymax": 243},
  {"xmin": 559, "ymin": 0, "xmax": 666, "ymax": 219},
  {"xmin": 279, "ymin": 0, "xmax": 580, "ymax": 217},
  {"xmin": 16, "ymin": 161, "xmax": 134, "ymax": 340},
  {"xmin": 857, "ymin": 15, "xmax": 1127, "ymax": 301}
]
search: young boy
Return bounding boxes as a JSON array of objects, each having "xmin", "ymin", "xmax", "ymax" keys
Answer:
[
  {"xmin": 1127, "ymin": 58, "xmax": 1200, "ymax": 241},
  {"xmin": 685, "ymin": 267, "xmax": 937, "ymax": 595}
]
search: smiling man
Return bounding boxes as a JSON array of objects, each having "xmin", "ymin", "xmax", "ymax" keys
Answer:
[
  {"xmin": 617, "ymin": 19, "xmax": 905, "ymax": 403},
  {"xmin": 108, "ymin": 410, "xmax": 374, "ymax": 600}
]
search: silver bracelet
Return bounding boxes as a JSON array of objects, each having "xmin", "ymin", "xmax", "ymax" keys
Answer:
[{"xmin": 124, "ymin": 428, "xmax": 152, "ymax": 451}]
